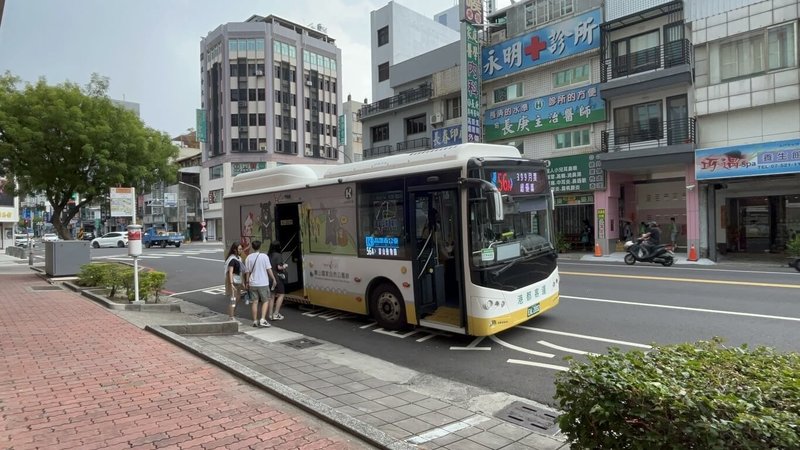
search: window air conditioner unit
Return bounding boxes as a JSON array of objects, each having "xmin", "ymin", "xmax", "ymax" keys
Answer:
[
  {"xmin": 255, "ymin": 70, "xmax": 264, "ymax": 76},
  {"xmin": 429, "ymin": 113, "xmax": 443, "ymax": 125},
  {"xmin": 305, "ymin": 80, "xmax": 313, "ymax": 86},
  {"xmin": 260, "ymin": 144, "xmax": 267, "ymax": 150}
]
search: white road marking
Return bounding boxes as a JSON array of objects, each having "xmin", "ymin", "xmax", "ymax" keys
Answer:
[
  {"xmin": 562, "ymin": 294, "xmax": 800, "ymax": 322},
  {"xmin": 168, "ymin": 285, "xmax": 225, "ymax": 297},
  {"xmin": 559, "ymin": 261, "xmax": 795, "ymax": 276},
  {"xmin": 406, "ymin": 415, "xmax": 490, "ymax": 444},
  {"xmin": 416, "ymin": 331, "xmax": 450, "ymax": 342},
  {"xmin": 359, "ymin": 321, "xmax": 377, "ymax": 329},
  {"xmin": 507, "ymin": 359, "xmax": 569, "ymax": 371},
  {"xmin": 450, "ymin": 336, "xmax": 491, "ymax": 351},
  {"xmin": 187, "ymin": 256, "xmax": 224, "ymax": 262},
  {"xmin": 489, "ymin": 335, "xmax": 555, "ymax": 358},
  {"xmin": 373, "ymin": 328, "xmax": 420, "ymax": 338},
  {"xmin": 518, "ymin": 325, "xmax": 652, "ymax": 349},
  {"xmin": 537, "ymin": 340, "xmax": 597, "ymax": 356}
]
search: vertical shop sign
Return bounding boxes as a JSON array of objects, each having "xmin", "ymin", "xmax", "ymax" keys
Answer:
[
  {"xmin": 196, "ymin": 109, "xmax": 207, "ymax": 143},
  {"xmin": 597, "ymin": 208, "xmax": 606, "ymax": 240},
  {"xmin": 460, "ymin": 0, "xmax": 483, "ymax": 143}
]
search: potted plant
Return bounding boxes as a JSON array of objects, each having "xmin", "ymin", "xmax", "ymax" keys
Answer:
[
  {"xmin": 786, "ymin": 234, "xmax": 800, "ymax": 272},
  {"xmin": 555, "ymin": 233, "xmax": 571, "ymax": 254}
]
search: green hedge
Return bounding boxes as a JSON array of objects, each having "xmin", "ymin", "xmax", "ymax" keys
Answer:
[
  {"xmin": 555, "ymin": 338, "xmax": 799, "ymax": 449},
  {"xmin": 77, "ymin": 262, "xmax": 167, "ymax": 303}
]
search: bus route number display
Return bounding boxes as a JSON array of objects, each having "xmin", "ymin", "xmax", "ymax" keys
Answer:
[
  {"xmin": 489, "ymin": 169, "xmax": 547, "ymax": 195},
  {"xmin": 365, "ymin": 236, "xmax": 400, "ymax": 256}
]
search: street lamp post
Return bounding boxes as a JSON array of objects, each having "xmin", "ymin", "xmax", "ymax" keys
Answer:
[{"xmin": 178, "ymin": 181, "xmax": 206, "ymax": 242}]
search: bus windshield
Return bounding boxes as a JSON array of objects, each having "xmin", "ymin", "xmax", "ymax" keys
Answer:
[{"xmin": 469, "ymin": 194, "xmax": 554, "ymax": 268}]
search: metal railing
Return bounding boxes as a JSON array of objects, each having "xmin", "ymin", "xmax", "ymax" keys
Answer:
[
  {"xmin": 601, "ymin": 117, "xmax": 696, "ymax": 153},
  {"xmin": 363, "ymin": 144, "xmax": 394, "ymax": 159},
  {"xmin": 601, "ymin": 39, "xmax": 691, "ymax": 83},
  {"xmin": 396, "ymin": 137, "xmax": 430, "ymax": 152},
  {"xmin": 358, "ymin": 83, "xmax": 433, "ymax": 120}
]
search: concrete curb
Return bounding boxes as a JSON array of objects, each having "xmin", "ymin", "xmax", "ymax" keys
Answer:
[{"xmin": 146, "ymin": 325, "xmax": 417, "ymax": 450}]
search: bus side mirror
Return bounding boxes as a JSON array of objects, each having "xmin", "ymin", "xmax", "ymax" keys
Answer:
[{"xmin": 489, "ymin": 191, "xmax": 504, "ymax": 223}]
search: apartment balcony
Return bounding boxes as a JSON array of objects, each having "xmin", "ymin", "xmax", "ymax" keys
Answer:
[
  {"xmin": 363, "ymin": 145, "xmax": 393, "ymax": 160},
  {"xmin": 600, "ymin": 39, "xmax": 692, "ymax": 98},
  {"xmin": 358, "ymin": 83, "xmax": 432, "ymax": 120},
  {"xmin": 396, "ymin": 137, "xmax": 430, "ymax": 152},
  {"xmin": 602, "ymin": 117, "xmax": 695, "ymax": 153},
  {"xmin": 599, "ymin": 118, "xmax": 696, "ymax": 171}
]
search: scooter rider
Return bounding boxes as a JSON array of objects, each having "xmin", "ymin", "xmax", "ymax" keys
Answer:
[{"xmin": 641, "ymin": 221, "xmax": 662, "ymax": 257}]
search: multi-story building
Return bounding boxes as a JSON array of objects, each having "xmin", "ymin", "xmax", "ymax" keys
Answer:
[
  {"xmin": 0, "ymin": 176, "xmax": 18, "ymax": 249},
  {"xmin": 483, "ymin": 0, "xmax": 606, "ymax": 247},
  {"xmin": 594, "ymin": 0, "xmax": 697, "ymax": 254},
  {"xmin": 339, "ymin": 95, "xmax": 364, "ymax": 163},
  {"xmin": 199, "ymin": 14, "xmax": 342, "ymax": 240},
  {"xmin": 687, "ymin": 0, "xmax": 800, "ymax": 259},
  {"xmin": 369, "ymin": 2, "xmax": 459, "ymax": 102}
]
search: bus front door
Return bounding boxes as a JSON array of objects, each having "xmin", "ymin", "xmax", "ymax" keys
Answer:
[
  {"xmin": 274, "ymin": 203, "xmax": 303, "ymax": 294},
  {"xmin": 409, "ymin": 189, "xmax": 463, "ymax": 328}
]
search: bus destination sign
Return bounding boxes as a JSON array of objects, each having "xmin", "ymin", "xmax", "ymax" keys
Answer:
[
  {"xmin": 365, "ymin": 236, "xmax": 400, "ymax": 256},
  {"xmin": 489, "ymin": 169, "xmax": 548, "ymax": 195}
]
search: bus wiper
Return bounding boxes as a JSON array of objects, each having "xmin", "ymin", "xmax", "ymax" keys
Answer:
[{"xmin": 490, "ymin": 255, "xmax": 527, "ymax": 277}]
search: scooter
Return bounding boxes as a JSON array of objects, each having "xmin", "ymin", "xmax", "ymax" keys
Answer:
[{"xmin": 624, "ymin": 237, "xmax": 675, "ymax": 266}]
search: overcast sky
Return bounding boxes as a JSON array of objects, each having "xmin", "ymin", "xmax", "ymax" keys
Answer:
[{"xmin": 0, "ymin": 0, "xmax": 510, "ymax": 137}]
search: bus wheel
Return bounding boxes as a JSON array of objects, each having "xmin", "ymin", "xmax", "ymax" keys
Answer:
[{"xmin": 370, "ymin": 283, "xmax": 406, "ymax": 330}]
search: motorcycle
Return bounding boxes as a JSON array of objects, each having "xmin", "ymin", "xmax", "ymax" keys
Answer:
[{"xmin": 624, "ymin": 237, "xmax": 674, "ymax": 266}]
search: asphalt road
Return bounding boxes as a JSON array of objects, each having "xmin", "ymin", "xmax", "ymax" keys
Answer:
[{"xmin": 46, "ymin": 244, "xmax": 800, "ymax": 408}]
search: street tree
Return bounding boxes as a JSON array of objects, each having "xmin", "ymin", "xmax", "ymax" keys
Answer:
[{"xmin": 0, "ymin": 72, "xmax": 179, "ymax": 239}]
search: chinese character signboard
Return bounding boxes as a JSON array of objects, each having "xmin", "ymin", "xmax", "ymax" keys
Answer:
[
  {"xmin": 432, "ymin": 125, "xmax": 463, "ymax": 148},
  {"xmin": 196, "ymin": 109, "xmax": 207, "ymax": 143},
  {"xmin": 460, "ymin": 0, "xmax": 483, "ymax": 144},
  {"xmin": 546, "ymin": 153, "xmax": 605, "ymax": 193},
  {"xmin": 338, "ymin": 114, "xmax": 346, "ymax": 143},
  {"xmin": 231, "ymin": 162, "xmax": 267, "ymax": 177},
  {"xmin": 695, "ymin": 138, "xmax": 800, "ymax": 180},
  {"xmin": 482, "ymin": 9, "xmax": 601, "ymax": 81},
  {"xmin": 485, "ymin": 84, "xmax": 605, "ymax": 141},
  {"xmin": 110, "ymin": 187, "xmax": 136, "ymax": 218},
  {"xmin": 555, "ymin": 194, "xmax": 594, "ymax": 206}
]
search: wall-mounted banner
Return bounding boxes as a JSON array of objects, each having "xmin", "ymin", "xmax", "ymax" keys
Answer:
[
  {"xmin": 482, "ymin": 9, "xmax": 601, "ymax": 81},
  {"xmin": 432, "ymin": 125, "xmax": 463, "ymax": 148},
  {"xmin": 485, "ymin": 83, "xmax": 605, "ymax": 141},
  {"xmin": 695, "ymin": 138, "xmax": 800, "ymax": 180},
  {"xmin": 462, "ymin": 22, "xmax": 482, "ymax": 143},
  {"xmin": 163, "ymin": 192, "xmax": 177, "ymax": 208},
  {"xmin": 546, "ymin": 153, "xmax": 606, "ymax": 192},
  {"xmin": 232, "ymin": 162, "xmax": 267, "ymax": 177}
]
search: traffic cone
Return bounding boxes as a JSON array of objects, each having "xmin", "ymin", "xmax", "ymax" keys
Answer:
[
  {"xmin": 594, "ymin": 242, "xmax": 602, "ymax": 257},
  {"xmin": 688, "ymin": 244, "xmax": 698, "ymax": 261}
]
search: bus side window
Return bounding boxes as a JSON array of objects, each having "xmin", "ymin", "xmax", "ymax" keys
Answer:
[{"xmin": 357, "ymin": 179, "xmax": 406, "ymax": 258}]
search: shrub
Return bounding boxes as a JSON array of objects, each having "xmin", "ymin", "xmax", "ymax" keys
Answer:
[
  {"xmin": 555, "ymin": 233, "xmax": 571, "ymax": 253},
  {"xmin": 125, "ymin": 269, "xmax": 167, "ymax": 303},
  {"xmin": 555, "ymin": 338, "xmax": 799, "ymax": 449},
  {"xmin": 77, "ymin": 263, "xmax": 112, "ymax": 287}
]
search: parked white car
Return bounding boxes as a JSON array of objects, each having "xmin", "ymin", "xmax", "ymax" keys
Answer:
[
  {"xmin": 42, "ymin": 233, "xmax": 60, "ymax": 242},
  {"xmin": 14, "ymin": 234, "xmax": 34, "ymax": 248},
  {"xmin": 90, "ymin": 231, "xmax": 128, "ymax": 248}
]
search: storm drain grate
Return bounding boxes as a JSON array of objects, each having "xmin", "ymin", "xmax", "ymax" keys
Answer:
[
  {"xmin": 282, "ymin": 338, "xmax": 323, "ymax": 350},
  {"xmin": 192, "ymin": 311, "xmax": 219, "ymax": 318},
  {"xmin": 30, "ymin": 285, "xmax": 63, "ymax": 291},
  {"xmin": 495, "ymin": 401, "xmax": 560, "ymax": 435}
]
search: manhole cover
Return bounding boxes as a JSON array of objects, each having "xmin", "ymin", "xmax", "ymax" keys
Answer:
[
  {"xmin": 495, "ymin": 401, "xmax": 560, "ymax": 435},
  {"xmin": 192, "ymin": 311, "xmax": 218, "ymax": 318},
  {"xmin": 30, "ymin": 285, "xmax": 63, "ymax": 291},
  {"xmin": 282, "ymin": 338, "xmax": 322, "ymax": 350}
]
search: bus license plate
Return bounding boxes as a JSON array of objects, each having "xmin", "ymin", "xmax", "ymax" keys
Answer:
[{"xmin": 527, "ymin": 304, "xmax": 541, "ymax": 317}]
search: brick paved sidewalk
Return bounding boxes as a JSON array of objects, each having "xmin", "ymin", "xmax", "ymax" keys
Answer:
[{"xmin": 0, "ymin": 273, "xmax": 372, "ymax": 450}]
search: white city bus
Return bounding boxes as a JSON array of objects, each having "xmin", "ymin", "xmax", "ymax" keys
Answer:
[{"xmin": 223, "ymin": 143, "xmax": 559, "ymax": 336}]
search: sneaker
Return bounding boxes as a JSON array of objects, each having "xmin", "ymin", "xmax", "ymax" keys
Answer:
[
  {"xmin": 252, "ymin": 321, "xmax": 259, "ymax": 328},
  {"xmin": 273, "ymin": 313, "xmax": 284, "ymax": 321},
  {"xmin": 259, "ymin": 319, "xmax": 271, "ymax": 328}
]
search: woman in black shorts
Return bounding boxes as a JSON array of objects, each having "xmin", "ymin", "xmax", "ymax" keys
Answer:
[{"xmin": 268, "ymin": 241, "xmax": 288, "ymax": 320}]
